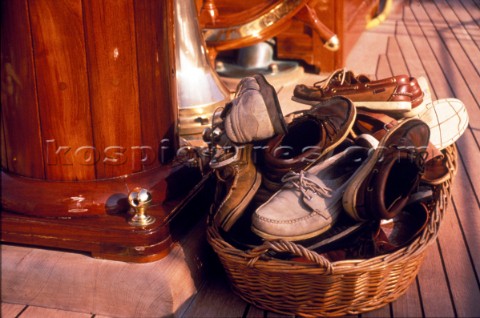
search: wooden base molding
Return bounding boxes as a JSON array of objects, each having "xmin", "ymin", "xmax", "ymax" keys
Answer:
[
  {"xmin": 1, "ymin": 168, "xmax": 216, "ymax": 263},
  {"xmin": 1, "ymin": 213, "xmax": 215, "ymax": 317}
]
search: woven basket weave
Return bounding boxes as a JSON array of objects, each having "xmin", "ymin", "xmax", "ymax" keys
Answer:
[{"xmin": 207, "ymin": 144, "xmax": 457, "ymax": 317}]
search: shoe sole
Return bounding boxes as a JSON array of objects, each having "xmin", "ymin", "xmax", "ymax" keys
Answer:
[
  {"xmin": 251, "ymin": 221, "xmax": 333, "ymax": 242},
  {"xmin": 341, "ymin": 119, "xmax": 418, "ymax": 221},
  {"xmin": 292, "ymin": 96, "xmax": 412, "ymax": 112},
  {"xmin": 218, "ymin": 170, "xmax": 262, "ymax": 231},
  {"xmin": 254, "ymin": 74, "xmax": 288, "ymax": 134}
]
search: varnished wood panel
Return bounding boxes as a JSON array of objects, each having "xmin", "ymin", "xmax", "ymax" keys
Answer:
[
  {"xmin": 83, "ymin": 0, "xmax": 142, "ymax": 178},
  {"xmin": 276, "ymin": 0, "xmax": 379, "ymax": 72},
  {"xmin": 1, "ymin": 0, "xmax": 44, "ymax": 179},
  {"xmin": 29, "ymin": 0, "xmax": 95, "ymax": 181},
  {"xmin": 133, "ymin": 0, "xmax": 177, "ymax": 167}
]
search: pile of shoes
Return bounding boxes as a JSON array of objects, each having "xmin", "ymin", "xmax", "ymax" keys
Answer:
[{"xmin": 205, "ymin": 70, "xmax": 468, "ymax": 262}]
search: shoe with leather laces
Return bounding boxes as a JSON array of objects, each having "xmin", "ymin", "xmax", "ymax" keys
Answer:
[
  {"xmin": 342, "ymin": 117, "xmax": 430, "ymax": 221},
  {"xmin": 252, "ymin": 146, "xmax": 370, "ymax": 241},
  {"xmin": 292, "ymin": 68, "xmax": 424, "ymax": 112},
  {"xmin": 260, "ymin": 96, "xmax": 356, "ymax": 191}
]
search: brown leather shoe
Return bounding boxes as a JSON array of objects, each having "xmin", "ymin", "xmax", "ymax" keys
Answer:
[
  {"xmin": 292, "ymin": 69, "xmax": 424, "ymax": 112},
  {"xmin": 351, "ymin": 109, "xmax": 449, "ymax": 185},
  {"xmin": 211, "ymin": 144, "xmax": 261, "ymax": 231},
  {"xmin": 342, "ymin": 118, "xmax": 430, "ymax": 221},
  {"xmin": 260, "ymin": 96, "xmax": 356, "ymax": 190}
]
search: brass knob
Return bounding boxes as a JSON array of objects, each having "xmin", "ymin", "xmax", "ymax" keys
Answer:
[{"xmin": 128, "ymin": 187, "xmax": 155, "ymax": 226}]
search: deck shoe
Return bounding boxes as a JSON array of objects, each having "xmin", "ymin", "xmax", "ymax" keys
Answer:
[
  {"xmin": 252, "ymin": 146, "xmax": 370, "ymax": 241},
  {"xmin": 374, "ymin": 201, "xmax": 429, "ymax": 255},
  {"xmin": 321, "ymin": 201, "xmax": 429, "ymax": 261},
  {"xmin": 211, "ymin": 144, "xmax": 262, "ymax": 231},
  {"xmin": 351, "ymin": 109, "xmax": 453, "ymax": 185},
  {"xmin": 261, "ymin": 96, "xmax": 356, "ymax": 190},
  {"xmin": 221, "ymin": 74, "xmax": 287, "ymax": 144},
  {"xmin": 342, "ymin": 118, "xmax": 430, "ymax": 221},
  {"xmin": 390, "ymin": 76, "xmax": 432, "ymax": 118},
  {"xmin": 292, "ymin": 68, "xmax": 424, "ymax": 112}
]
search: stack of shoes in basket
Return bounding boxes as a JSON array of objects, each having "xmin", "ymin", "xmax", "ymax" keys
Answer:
[{"xmin": 205, "ymin": 70, "xmax": 469, "ymax": 262}]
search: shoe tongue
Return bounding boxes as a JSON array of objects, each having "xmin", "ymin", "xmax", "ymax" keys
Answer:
[{"xmin": 302, "ymin": 170, "xmax": 328, "ymax": 190}]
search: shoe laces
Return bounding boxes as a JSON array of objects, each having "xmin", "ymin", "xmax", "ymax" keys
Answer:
[
  {"xmin": 281, "ymin": 170, "xmax": 332, "ymax": 201},
  {"xmin": 313, "ymin": 68, "xmax": 348, "ymax": 90}
]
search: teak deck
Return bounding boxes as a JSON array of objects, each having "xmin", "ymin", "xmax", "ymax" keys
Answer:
[{"xmin": 2, "ymin": 0, "xmax": 480, "ymax": 317}]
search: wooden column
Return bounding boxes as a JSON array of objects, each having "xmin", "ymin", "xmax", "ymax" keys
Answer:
[{"xmin": 0, "ymin": 0, "xmax": 206, "ymax": 262}]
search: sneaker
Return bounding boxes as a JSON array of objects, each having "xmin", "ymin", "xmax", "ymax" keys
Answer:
[
  {"xmin": 342, "ymin": 118, "xmax": 430, "ymax": 221},
  {"xmin": 261, "ymin": 96, "xmax": 356, "ymax": 190},
  {"xmin": 252, "ymin": 146, "xmax": 370, "ymax": 241},
  {"xmin": 211, "ymin": 144, "xmax": 262, "ymax": 231},
  {"xmin": 292, "ymin": 68, "xmax": 424, "ymax": 112},
  {"xmin": 221, "ymin": 74, "xmax": 288, "ymax": 144},
  {"xmin": 406, "ymin": 98, "xmax": 468, "ymax": 150}
]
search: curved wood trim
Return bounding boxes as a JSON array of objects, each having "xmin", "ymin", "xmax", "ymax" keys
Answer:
[
  {"xmin": 203, "ymin": 0, "xmax": 306, "ymax": 51},
  {"xmin": 1, "ymin": 162, "xmax": 200, "ymax": 218}
]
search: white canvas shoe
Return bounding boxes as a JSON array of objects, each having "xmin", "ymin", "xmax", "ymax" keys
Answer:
[{"xmin": 417, "ymin": 98, "xmax": 469, "ymax": 150}]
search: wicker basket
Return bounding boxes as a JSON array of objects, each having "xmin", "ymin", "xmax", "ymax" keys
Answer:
[{"xmin": 207, "ymin": 144, "xmax": 457, "ymax": 317}]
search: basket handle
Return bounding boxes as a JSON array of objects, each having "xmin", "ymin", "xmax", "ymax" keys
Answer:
[{"xmin": 245, "ymin": 239, "xmax": 334, "ymax": 274}]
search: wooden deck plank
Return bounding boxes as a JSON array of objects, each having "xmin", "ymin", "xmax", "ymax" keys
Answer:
[
  {"xmin": 245, "ymin": 304, "xmax": 265, "ymax": 317},
  {"xmin": 436, "ymin": 198, "xmax": 480, "ymax": 317},
  {"xmin": 459, "ymin": 0, "xmax": 480, "ymax": 28},
  {"xmin": 375, "ymin": 54, "xmax": 393, "ymax": 79},
  {"xmin": 19, "ymin": 306, "xmax": 92, "ymax": 318},
  {"xmin": 391, "ymin": 279, "xmax": 423, "ymax": 318},
  {"xmin": 434, "ymin": 0, "xmax": 480, "ymax": 73},
  {"xmin": 417, "ymin": 0, "xmax": 480, "ymax": 104},
  {"xmin": 454, "ymin": 0, "xmax": 480, "ymax": 47},
  {"xmin": 416, "ymin": 245, "xmax": 456, "ymax": 317},
  {"xmin": 1, "ymin": 219, "xmax": 209, "ymax": 318},
  {"xmin": 402, "ymin": 4, "xmax": 480, "ymax": 148},
  {"xmin": 402, "ymin": 4, "xmax": 480, "ymax": 317},
  {"xmin": 345, "ymin": 19, "xmax": 396, "ymax": 76},
  {"xmin": 180, "ymin": 270, "xmax": 248, "ymax": 318},
  {"xmin": 386, "ymin": 36, "xmax": 410, "ymax": 76},
  {"xmin": 395, "ymin": 20, "xmax": 437, "ymax": 98},
  {"xmin": 449, "ymin": 136, "xmax": 480, "ymax": 275},
  {"xmin": 1, "ymin": 303, "xmax": 27, "ymax": 318},
  {"xmin": 361, "ymin": 303, "xmax": 391, "ymax": 318}
]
